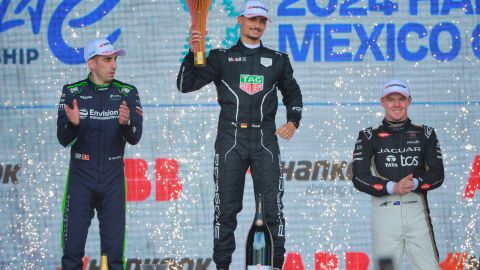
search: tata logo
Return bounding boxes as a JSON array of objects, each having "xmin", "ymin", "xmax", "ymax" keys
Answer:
[
  {"xmin": 385, "ymin": 162, "xmax": 398, "ymax": 168},
  {"xmin": 239, "ymin": 74, "xmax": 264, "ymax": 95},
  {"xmin": 385, "ymin": 154, "xmax": 398, "ymax": 166},
  {"xmin": 79, "ymin": 108, "xmax": 88, "ymax": 119},
  {"xmin": 401, "ymin": 155, "xmax": 419, "ymax": 166},
  {"xmin": 386, "ymin": 155, "xmax": 396, "ymax": 162},
  {"xmin": 377, "ymin": 147, "xmax": 421, "ymax": 154}
]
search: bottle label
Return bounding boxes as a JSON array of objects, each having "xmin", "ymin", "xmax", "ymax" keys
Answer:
[{"xmin": 247, "ymin": 265, "xmax": 271, "ymax": 270}]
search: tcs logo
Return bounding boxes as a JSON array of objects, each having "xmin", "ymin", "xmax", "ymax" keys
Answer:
[{"xmin": 124, "ymin": 158, "xmax": 182, "ymax": 202}]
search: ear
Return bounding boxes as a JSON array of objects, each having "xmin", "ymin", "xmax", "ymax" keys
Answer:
[
  {"xmin": 87, "ymin": 58, "xmax": 95, "ymax": 70},
  {"xmin": 237, "ymin": 16, "xmax": 242, "ymax": 25},
  {"xmin": 380, "ymin": 97, "xmax": 386, "ymax": 109}
]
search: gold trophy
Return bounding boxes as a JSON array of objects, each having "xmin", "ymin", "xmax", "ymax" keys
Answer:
[{"xmin": 186, "ymin": 0, "xmax": 212, "ymax": 66}]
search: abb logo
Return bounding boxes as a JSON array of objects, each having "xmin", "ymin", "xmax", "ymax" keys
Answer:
[
  {"xmin": 464, "ymin": 155, "xmax": 480, "ymax": 199},
  {"xmin": 284, "ymin": 252, "xmax": 369, "ymax": 270},
  {"xmin": 283, "ymin": 251, "xmax": 480, "ymax": 270},
  {"xmin": 124, "ymin": 158, "xmax": 182, "ymax": 202}
]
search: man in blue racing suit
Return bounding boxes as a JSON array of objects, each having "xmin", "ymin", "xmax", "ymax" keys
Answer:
[{"xmin": 57, "ymin": 38, "xmax": 143, "ymax": 270}]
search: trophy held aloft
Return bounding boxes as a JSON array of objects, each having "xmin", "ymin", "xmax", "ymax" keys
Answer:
[{"xmin": 186, "ymin": 0, "xmax": 212, "ymax": 67}]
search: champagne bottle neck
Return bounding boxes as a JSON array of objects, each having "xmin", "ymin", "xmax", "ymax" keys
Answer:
[{"xmin": 254, "ymin": 195, "xmax": 266, "ymax": 225}]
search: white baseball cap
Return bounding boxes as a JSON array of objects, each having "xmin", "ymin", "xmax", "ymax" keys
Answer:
[
  {"xmin": 240, "ymin": 0, "xmax": 271, "ymax": 22},
  {"xmin": 382, "ymin": 79, "xmax": 410, "ymax": 97},
  {"xmin": 84, "ymin": 38, "xmax": 125, "ymax": 62}
]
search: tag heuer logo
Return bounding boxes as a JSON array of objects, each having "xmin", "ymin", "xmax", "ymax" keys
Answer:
[{"xmin": 239, "ymin": 74, "xmax": 264, "ymax": 95}]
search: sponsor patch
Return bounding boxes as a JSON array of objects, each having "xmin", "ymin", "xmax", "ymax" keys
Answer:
[
  {"xmin": 421, "ymin": 183, "xmax": 432, "ymax": 190},
  {"xmin": 378, "ymin": 132, "xmax": 391, "ymax": 138},
  {"xmin": 260, "ymin": 57, "xmax": 272, "ymax": 67},
  {"xmin": 239, "ymin": 74, "xmax": 264, "ymax": 95},
  {"xmin": 380, "ymin": 200, "xmax": 391, "ymax": 207},
  {"xmin": 120, "ymin": 87, "xmax": 131, "ymax": 95},
  {"xmin": 69, "ymin": 87, "xmax": 79, "ymax": 94},
  {"xmin": 407, "ymin": 130, "xmax": 418, "ymax": 138},
  {"xmin": 74, "ymin": 153, "xmax": 90, "ymax": 161},
  {"xmin": 228, "ymin": 56, "xmax": 247, "ymax": 62},
  {"xmin": 79, "ymin": 108, "xmax": 88, "ymax": 119},
  {"xmin": 363, "ymin": 127, "xmax": 373, "ymax": 140},
  {"xmin": 110, "ymin": 94, "xmax": 121, "ymax": 101},
  {"xmin": 424, "ymin": 126, "xmax": 433, "ymax": 138},
  {"xmin": 292, "ymin": 107, "xmax": 302, "ymax": 112}
]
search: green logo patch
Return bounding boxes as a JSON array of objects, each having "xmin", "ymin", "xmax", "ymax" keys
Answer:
[{"xmin": 239, "ymin": 74, "xmax": 264, "ymax": 95}]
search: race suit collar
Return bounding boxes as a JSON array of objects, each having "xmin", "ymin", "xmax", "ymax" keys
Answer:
[
  {"xmin": 382, "ymin": 117, "xmax": 411, "ymax": 132},
  {"xmin": 236, "ymin": 40, "xmax": 263, "ymax": 56},
  {"xmin": 87, "ymin": 73, "xmax": 112, "ymax": 91}
]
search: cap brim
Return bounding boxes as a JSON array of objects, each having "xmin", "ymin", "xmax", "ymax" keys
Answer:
[
  {"xmin": 98, "ymin": 49, "xmax": 126, "ymax": 57},
  {"xmin": 382, "ymin": 90, "xmax": 410, "ymax": 98},
  {"xmin": 242, "ymin": 13, "xmax": 271, "ymax": 22}
]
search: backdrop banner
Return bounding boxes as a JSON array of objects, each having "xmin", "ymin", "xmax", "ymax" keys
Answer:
[{"xmin": 0, "ymin": 1, "xmax": 479, "ymax": 269}]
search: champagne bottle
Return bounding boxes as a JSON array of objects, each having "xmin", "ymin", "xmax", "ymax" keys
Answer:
[
  {"xmin": 100, "ymin": 252, "xmax": 108, "ymax": 270},
  {"xmin": 245, "ymin": 193, "xmax": 274, "ymax": 270}
]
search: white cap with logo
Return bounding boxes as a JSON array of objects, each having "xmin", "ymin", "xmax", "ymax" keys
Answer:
[
  {"xmin": 382, "ymin": 79, "xmax": 410, "ymax": 98},
  {"xmin": 84, "ymin": 38, "xmax": 125, "ymax": 62},
  {"xmin": 240, "ymin": 0, "xmax": 271, "ymax": 22}
]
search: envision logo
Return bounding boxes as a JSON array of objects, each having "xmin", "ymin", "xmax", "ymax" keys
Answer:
[
  {"xmin": 79, "ymin": 108, "xmax": 88, "ymax": 119},
  {"xmin": 78, "ymin": 109, "xmax": 119, "ymax": 120}
]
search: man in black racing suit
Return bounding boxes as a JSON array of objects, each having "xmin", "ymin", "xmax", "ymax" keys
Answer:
[
  {"xmin": 176, "ymin": 1, "xmax": 302, "ymax": 269},
  {"xmin": 352, "ymin": 79, "xmax": 444, "ymax": 270}
]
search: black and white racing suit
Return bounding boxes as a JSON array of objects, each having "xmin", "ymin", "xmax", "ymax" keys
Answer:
[
  {"xmin": 177, "ymin": 40, "xmax": 303, "ymax": 269},
  {"xmin": 352, "ymin": 118, "xmax": 444, "ymax": 270}
]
